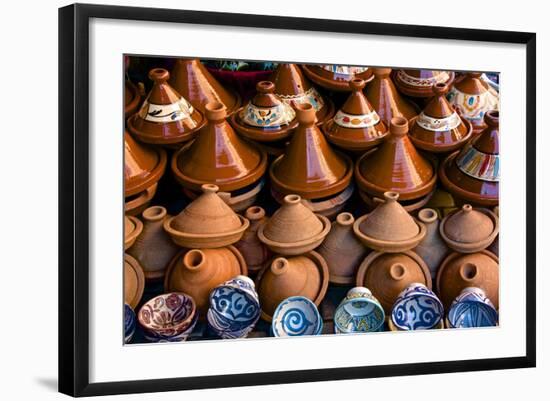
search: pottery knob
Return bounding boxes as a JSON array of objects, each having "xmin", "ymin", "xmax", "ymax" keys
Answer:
[
  {"xmin": 148, "ymin": 68, "xmax": 170, "ymax": 83},
  {"xmin": 389, "ymin": 116, "xmax": 409, "ymax": 136},
  {"xmin": 294, "ymin": 103, "xmax": 317, "ymax": 126},
  {"xmin": 271, "ymin": 257, "xmax": 289, "ymax": 275},
  {"xmin": 182, "ymin": 249, "xmax": 205, "ymax": 271},
  {"xmin": 484, "ymin": 110, "xmax": 499, "ymax": 127},
  {"xmin": 383, "ymin": 191, "xmax": 400, "ymax": 203},
  {"xmin": 349, "ymin": 78, "xmax": 366, "ymax": 91},
  {"xmin": 245, "ymin": 206, "xmax": 266, "ymax": 221},
  {"xmin": 336, "ymin": 212, "xmax": 355, "ymax": 227},
  {"xmin": 201, "ymin": 183, "xmax": 220, "ymax": 194},
  {"xmin": 142, "ymin": 205, "xmax": 167, "ymax": 222},
  {"xmin": 432, "ymin": 82, "xmax": 449, "ymax": 96},
  {"xmin": 417, "ymin": 208, "xmax": 438, "ymax": 224},
  {"xmin": 389, "ymin": 263, "xmax": 407, "ymax": 281},
  {"xmin": 372, "ymin": 67, "xmax": 392, "ymax": 77},
  {"xmin": 283, "ymin": 194, "xmax": 302, "ymax": 206},
  {"xmin": 459, "ymin": 262, "xmax": 479, "ymax": 282},
  {"xmin": 462, "ymin": 204, "xmax": 473, "ymax": 214},
  {"xmin": 467, "ymin": 72, "xmax": 483, "ymax": 79},
  {"xmin": 256, "ymin": 80, "xmax": 275, "ymax": 94},
  {"xmin": 204, "ymin": 101, "xmax": 227, "ymax": 121}
]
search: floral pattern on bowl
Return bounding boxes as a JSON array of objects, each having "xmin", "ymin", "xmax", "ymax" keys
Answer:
[
  {"xmin": 391, "ymin": 283, "xmax": 444, "ymax": 330},
  {"xmin": 447, "ymin": 287, "xmax": 498, "ymax": 328},
  {"xmin": 272, "ymin": 296, "xmax": 323, "ymax": 337},
  {"xmin": 334, "ymin": 287, "xmax": 385, "ymax": 333}
]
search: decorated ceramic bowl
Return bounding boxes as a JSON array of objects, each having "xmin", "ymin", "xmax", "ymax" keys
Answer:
[
  {"xmin": 124, "ymin": 303, "xmax": 136, "ymax": 344},
  {"xmin": 334, "ymin": 287, "xmax": 385, "ymax": 333},
  {"xmin": 272, "ymin": 296, "xmax": 323, "ymax": 337},
  {"xmin": 447, "ymin": 287, "xmax": 498, "ymax": 328},
  {"xmin": 207, "ymin": 275, "xmax": 261, "ymax": 339},
  {"xmin": 390, "ymin": 283, "xmax": 444, "ymax": 331}
]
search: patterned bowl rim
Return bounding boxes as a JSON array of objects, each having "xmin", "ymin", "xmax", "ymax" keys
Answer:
[
  {"xmin": 272, "ymin": 296, "xmax": 323, "ymax": 337},
  {"xmin": 137, "ymin": 292, "xmax": 196, "ymax": 332}
]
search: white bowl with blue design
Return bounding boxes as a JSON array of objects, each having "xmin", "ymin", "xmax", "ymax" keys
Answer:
[
  {"xmin": 272, "ymin": 296, "xmax": 323, "ymax": 337},
  {"xmin": 390, "ymin": 283, "xmax": 444, "ymax": 331},
  {"xmin": 124, "ymin": 303, "xmax": 136, "ymax": 343},
  {"xmin": 447, "ymin": 287, "xmax": 498, "ymax": 328},
  {"xmin": 334, "ymin": 287, "xmax": 385, "ymax": 333}
]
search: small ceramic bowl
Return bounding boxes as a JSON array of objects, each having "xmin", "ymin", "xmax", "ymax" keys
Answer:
[
  {"xmin": 334, "ymin": 287, "xmax": 385, "ymax": 333},
  {"xmin": 272, "ymin": 296, "xmax": 323, "ymax": 337},
  {"xmin": 390, "ymin": 283, "xmax": 444, "ymax": 331},
  {"xmin": 124, "ymin": 303, "xmax": 136, "ymax": 344},
  {"xmin": 447, "ymin": 287, "xmax": 499, "ymax": 328}
]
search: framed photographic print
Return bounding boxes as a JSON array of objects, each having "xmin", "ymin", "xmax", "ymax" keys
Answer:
[{"xmin": 58, "ymin": 3, "xmax": 536, "ymax": 397}]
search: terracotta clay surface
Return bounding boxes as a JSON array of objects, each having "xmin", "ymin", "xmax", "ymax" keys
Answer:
[
  {"xmin": 488, "ymin": 206, "xmax": 499, "ymax": 256},
  {"xmin": 125, "ymin": 183, "xmax": 157, "ymax": 217},
  {"xmin": 124, "ymin": 253, "xmax": 145, "ymax": 309},
  {"xmin": 393, "ymin": 69, "xmax": 455, "ymax": 98},
  {"xmin": 234, "ymin": 206, "xmax": 272, "ymax": 275},
  {"xmin": 124, "ymin": 215, "xmax": 143, "ymax": 251},
  {"xmin": 301, "ymin": 64, "xmax": 374, "ymax": 91},
  {"xmin": 413, "ymin": 208, "xmax": 449, "ymax": 280}
]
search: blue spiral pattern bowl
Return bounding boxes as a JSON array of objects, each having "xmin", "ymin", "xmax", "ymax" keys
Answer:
[
  {"xmin": 391, "ymin": 283, "xmax": 444, "ymax": 331},
  {"xmin": 124, "ymin": 303, "xmax": 136, "ymax": 344},
  {"xmin": 447, "ymin": 287, "xmax": 498, "ymax": 328},
  {"xmin": 272, "ymin": 296, "xmax": 323, "ymax": 337},
  {"xmin": 334, "ymin": 287, "xmax": 385, "ymax": 333}
]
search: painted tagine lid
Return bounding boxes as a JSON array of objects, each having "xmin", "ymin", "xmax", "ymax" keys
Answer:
[
  {"xmin": 439, "ymin": 110, "xmax": 500, "ymax": 206},
  {"xmin": 365, "ymin": 68, "xmax": 419, "ymax": 125},
  {"xmin": 269, "ymin": 63, "xmax": 335, "ymax": 126},
  {"xmin": 409, "ymin": 83, "xmax": 473, "ymax": 153},
  {"xmin": 270, "ymin": 103, "xmax": 353, "ymax": 199},
  {"xmin": 124, "ymin": 130, "xmax": 167, "ymax": 197},
  {"xmin": 355, "ymin": 116, "xmax": 436, "ymax": 201},
  {"xmin": 127, "ymin": 68, "xmax": 204, "ymax": 145},
  {"xmin": 393, "ymin": 69, "xmax": 455, "ymax": 98},
  {"xmin": 171, "ymin": 101, "xmax": 268, "ymax": 192},
  {"xmin": 230, "ymin": 81, "xmax": 298, "ymax": 142},
  {"xmin": 301, "ymin": 64, "xmax": 374, "ymax": 92},
  {"xmin": 323, "ymin": 78, "xmax": 388, "ymax": 152}
]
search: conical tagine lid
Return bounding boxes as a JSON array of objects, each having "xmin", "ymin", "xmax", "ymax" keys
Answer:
[
  {"xmin": 393, "ymin": 69, "xmax": 455, "ymax": 98},
  {"xmin": 301, "ymin": 64, "xmax": 374, "ymax": 91},
  {"xmin": 172, "ymin": 102, "xmax": 268, "ymax": 192},
  {"xmin": 127, "ymin": 68, "xmax": 204, "ymax": 145}
]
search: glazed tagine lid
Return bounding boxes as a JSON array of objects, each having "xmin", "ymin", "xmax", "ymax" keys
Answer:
[
  {"xmin": 301, "ymin": 64, "xmax": 374, "ymax": 91},
  {"xmin": 355, "ymin": 116, "xmax": 436, "ymax": 201},
  {"xmin": 124, "ymin": 253, "xmax": 145, "ymax": 309},
  {"xmin": 323, "ymin": 78, "xmax": 388, "ymax": 152},
  {"xmin": 393, "ymin": 69, "xmax": 455, "ymax": 98},
  {"xmin": 353, "ymin": 192, "xmax": 427, "ymax": 252},
  {"xmin": 365, "ymin": 68, "xmax": 419, "ymax": 125},
  {"xmin": 270, "ymin": 103, "xmax": 353, "ymax": 199},
  {"xmin": 439, "ymin": 110, "xmax": 500, "ymax": 206},
  {"xmin": 171, "ymin": 101, "xmax": 268, "ymax": 192},
  {"xmin": 127, "ymin": 68, "xmax": 205, "ymax": 145},
  {"xmin": 230, "ymin": 81, "xmax": 298, "ymax": 142},
  {"xmin": 269, "ymin": 63, "xmax": 335, "ymax": 126},
  {"xmin": 124, "ymin": 130, "xmax": 167, "ymax": 197},
  {"xmin": 168, "ymin": 58, "xmax": 241, "ymax": 116},
  {"xmin": 409, "ymin": 83, "xmax": 473, "ymax": 153}
]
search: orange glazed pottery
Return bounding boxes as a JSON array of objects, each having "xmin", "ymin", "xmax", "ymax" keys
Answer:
[
  {"xmin": 164, "ymin": 246, "xmax": 248, "ymax": 314},
  {"xmin": 125, "ymin": 80, "xmax": 141, "ymax": 117},
  {"xmin": 408, "ymin": 83, "xmax": 473, "ymax": 153},
  {"xmin": 323, "ymin": 78, "xmax": 388, "ymax": 152},
  {"xmin": 255, "ymin": 251, "xmax": 329, "ymax": 321},
  {"xmin": 124, "ymin": 131, "xmax": 166, "ymax": 197},
  {"xmin": 301, "ymin": 64, "xmax": 374, "ymax": 92},
  {"xmin": 127, "ymin": 68, "xmax": 204, "ymax": 145},
  {"xmin": 169, "ymin": 58, "xmax": 241, "ymax": 115},
  {"xmin": 124, "ymin": 215, "xmax": 143, "ymax": 251},
  {"xmin": 393, "ymin": 69, "xmax": 455, "ymax": 98},
  {"xmin": 355, "ymin": 251, "xmax": 432, "ymax": 314},
  {"xmin": 413, "ymin": 208, "xmax": 449, "ymax": 280},
  {"xmin": 124, "ymin": 253, "xmax": 145, "ymax": 309},
  {"xmin": 164, "ymin": 184, "xmax": 249, "ymax": 248},
  {"xmin": 234, "ymin": 206, "xmax": 272, "ymax": 275},
  {"xmin": 439, "ymin": 110, "xmax": 500, "ymax": 206},
  {"xmin": 353, "ymin": 192, "xmax": 426, "ymax": 253}
]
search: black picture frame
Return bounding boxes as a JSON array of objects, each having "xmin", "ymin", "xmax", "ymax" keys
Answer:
[{"xmin": 58, "ymin": 3, "xmax": 537, "ymax": 397}]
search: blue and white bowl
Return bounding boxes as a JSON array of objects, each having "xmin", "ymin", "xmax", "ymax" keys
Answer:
[
  {"xmin": 124, "ymin": 303, "xmax": 136, "ymax": 343},
  {"xmin": 334, "ymin": 287, "xmax": 385, "ymax": 333},
  {"xmin": 207, "ymin": 275, "xmax": 261, "ymax": 339},
  {"xmin": 272, "ymin": 296, "xmax": 323, "ymax": 337},
  {"xmin": 447, "ymin": 287, "xmax": 498, "ymax": 328},
  {"xmin": 391, "ymin": 283, "xmax": 444, "ymax": 331}
]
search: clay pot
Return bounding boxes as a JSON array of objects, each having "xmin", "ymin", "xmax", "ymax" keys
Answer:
[
  {"xmin": 488, "ymin": 206, "xmax": 499, "ymax": 256},
  {"xmin": 317, "ymin": 212, "xmax": 368, "ymax": 284},
  {"xmin": 439, "ymin": 110, "xmax": 500, "ymax": 206},
  {"xmin": 323, "ymin": 78, "xmax": 388, "ymax": 152},
  {"xmin": 124, "ymin": 131, "xmax": 166, "ymax": 197},
  {"xmin": 164, "ymin": 246, "xmax": 248, "ymax": 315},
  {"xmin": 301, "ymin": 64, "xmax": 374, "ymax": 91},
  {"xmin": 230, "ymin": 81, "xmax": 298, "ymax": 142},
  {"xmin": 164, "ymin": 184, "xmax": 249, "ymax": 248},
  {"xmin": 124, "ymin": 215, "xmax": 143, "ymax": 251},
  {"xmin": 125, "ymin": 183, "xmax": 157, "ymax": 217},
  {"xmin": 393, "ymin": 69, "xmax": 455, "ymax": 98},
  {"xmin": 234, "ymin": 206, "xmax": 272, "ymax": 275},
  {"xmin": 436, "ymin": 250, "xmax": 499, "ymax": 309},
  {"xmin": 353, "ymin": 192, "xmax": 426, "ymax": 252},
  {"xmin": 413, "ymin": 208, "xmax": 449, "ymax": 280},
  {"xmin": 255, "ymin": 251, "xmax": 329, "ymax": 321},
  {"xmin": 127, "ymin": 68, "xmax": 204, "ymax": 145},
  {"xmin": 125, "ymin": 80, "xmax": 141, "ymax": 117},
  {"xmin": 408, "ymin": 83, "xmax": 473, "ymax": 153},
  {"xmin": 127, "ymin": 206, "xmax": 181, "ymax": 281},
  {"xmin": 364, "ymin": 68, "xmax": 420, "ymax": 125},
  {"xmin": 124, "ymin": 253, "xmax": 145, "ymax": 309},
  {"xmin": 356, "ymin": 250, "xmax": 432, "ymax": 314},
  {"xmin": 169, "ymin": 58, "xmax": 241, "ymax": 116},
  {"xmin": 269, "ymin": 63, "xmax": 335, "ymax": 126}
]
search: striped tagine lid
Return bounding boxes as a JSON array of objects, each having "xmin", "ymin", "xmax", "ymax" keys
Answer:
[
  {"xmin": 393, "ymin": 69, "xmax": 455, "ymax": 98},
  {"xmin": 301, "ymin": 64, "xmax": 374, "ymax": 92}
]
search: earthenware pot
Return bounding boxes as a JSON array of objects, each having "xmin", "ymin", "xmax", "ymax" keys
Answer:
[
  {"xmin": 272, "ymin": 296, "xmax": 323, "ymax": 337},
  {"xmin": 124, "ymin": 303, "xmax": 136, "ymax": 343},
  {"xmin": 334, "ymin": 287, "xmax": 385, "ymax": 333},
  {"xmin": 488, "ymin": 206, "xmax": 499, "ymax": 256},
  {"xmin": 125, "ymin": 183, "xmax": 157, "ymax": 217},
  {"xmin": 446, "ymin": 287, "xmax": 499, "ymax": 328},
  {"xmin": 124, "ymin": 215, "xmax": 143, "ymax": 251},
  {"xmin": 390, "ymin": 283, "xmax": 444, "ymax": 330},
  {"xmin": 393, "ymin": 69, "xmax": 455, "ymax": 98},
  {"xmin": 124, "ymin": 253, "xmax": 145, "ymax": 310},
  {"xmin": 234, "ymin": 206, "xmax": 272, "ymax": 275},
  {"xmin": 125, "ymin": 80, "xmax": 141, "ymax": 117},
  {"xmin": 301, "ymin": 64, "xmax": 374, "ymax": 92},
  {"xmin": 413, "ymin": 208, "xmax": 449, "ymax": 280}
]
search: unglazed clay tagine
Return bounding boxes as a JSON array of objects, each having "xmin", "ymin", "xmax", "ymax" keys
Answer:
[
  {"xmin": 272, "ymin": 296, "xmax": 323, "ymax": 337},
  {"xmin": 124, "ymin": 215, "xmax": 143, "ymax": 251},
  {"xmin": 390, "ymin": 283, "xmax": 444, "ymax": 330},
  {"xmin": 413, "ymin": 208, "xmax": 449, "ymax": 280},
  {"xmin": 125, "ymin": 183, "xmax": 157, "ymax": 217},
  {"xmin": 323, "ymin": 78, "xmax": 388, "ymax": 152},
  {"xmin": 447, "ymin": 287, "xmax": 498, "ymax": 328},
  {"xmin": 393, "ymin": 69, "xmax": 455, "ymax": 98},
  {"xmin": 334, "ymin": 287, "xmax": 385, "ymax": 333},
  {"xmin": 234, "ymin": 206, "xmax": 272, "ymax": 275},
  {"xmin": 124, "ymin": 253, "xmax": 145, "ymax": 310},
  {"xmin": 301, "ymin": 64, "xmax": 374, "ymax": 92},
  {"xmin": 127, "ymin": 68, "xmax": 205, "ymax": 145}
]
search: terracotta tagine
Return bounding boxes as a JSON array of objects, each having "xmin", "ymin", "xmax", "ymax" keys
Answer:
[
  {"xmin": 436, "ymin": 250, "xmax": 499, "ymax": 309},
  {"xmin": 169, "ymin": 58, "xmax": 242, "ymax": 115},
  {"xmin": 317, "ymin": 212, "xmax": 368, "ymax": 285},
  {"xmin": 408, "ymin": 83, "xmax": 473, "ymax": 153},
  {"xmin": 255, "ymin": 251, "xmax": 329, "ymax": 321},
  {"xmin": 124, "ymin": 215, "xmax": 143, "ymax": 251},
  {"xmin": 164, "ymin": 184, "xmax": 249, "ymax": 248},
  {"xmin": 353, "ymin": 192, "xmax": 426, "ymax": 252},
  {"xmin": 365, "ymin": 68, "xmax": 419, "ymax": 125},
  {"xmin": 413, "ymin": 208, "xmax": 449, "ymax": 280},
  {"xmin": 164, "ymin": 246, "xmax": 248, "ymax": 315},
  {"xmin": 323, "ymin": 78, "xmax": 388, "ymax": 152},
  {"xmin": 125, "ymin": 80, "xmax": 141, "ymax": 118},
  {"xmin": 355, "ymin": 250, "xmax": 432, "ymax": 314},
  {"xmin": 393, "ymin": 69, "xmax": 455, "ymax": 98},
  {"xmin": 124, "ymin": 253, "xmax": 145, "ymax": 310},
  {"xmin": 269, "ymin": 63, "xmax": 335, "ymax": 126},
  {"xmin": 234, "ymin": 206, "xmax": 272, "ymax": 276},
  {"xmin": 488, "ymin": 206, "xmax": 499, "ymax": 256},
  {"xmin": 127, "ymin": 206, "xmax": 181, "ymax": 281},
  {"xmin": 127, "ymin": 68, "xmax": 204, "ymax": 145},
  {"xmin": 439, "ymin": 110, "xmax": 500, "ymax": 206},
  {"xmin": 301, "ymin": 64, "xmax": 374, "ymax": 92}
]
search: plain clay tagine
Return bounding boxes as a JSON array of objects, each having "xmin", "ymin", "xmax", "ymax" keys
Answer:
[
  {"xmin": 124, "ymin": 215, "xmax": 143, "ymax": 251},
  {"xmin": 393, "ymin": 69, "xmax": 455, "ymax": 98},
  {"xmin": 301, "ymin": 64, "xmax": 374, "ymax": 92},
  {"xmin": 124, "ymin": 253, "xmax": 145, "ymax": 310},
  {"xmin": 234, "ymin": 206, "xmax": 272, "ymax": 275},
  {"xmin": 413, "ymin": 208, "xmax": 449, "ymax": 280}
]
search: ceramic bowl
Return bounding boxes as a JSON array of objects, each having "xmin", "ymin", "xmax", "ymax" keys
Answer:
[
  {"xmin": 207, "ymin": 275, "xmax": 261, "ymax": 339},
  {"xmin": 447, "ymin": 287, "xmax": 498, "ymax": 328},
  {"xmin": 124, "ymin": 303, "xmax": 136, "ymax": 344},
  {"xmin": 334, "ymin": 287, "xmax": 385, "ymax": 333},
  {"xmin": 272, "ymin": 296, "xmax": 323, "ymax": 337},
  {"xmin": 390, "ymin": 283, "xmax": 444, "ymax": 330}
]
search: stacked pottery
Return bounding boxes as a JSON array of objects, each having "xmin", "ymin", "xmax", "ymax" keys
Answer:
[
  {"xmin": 446, "ymin": 287, "xmax": 498, "ymax": 328},
  {"xmin": 234, "ymin": 206, "xmax": 272, "ymax": 276},
  {"xmin": 301, "ymin": 64, "xmax": 374, "ymax": 91},
  {"xmin": 413, "ymin": 208, "xmax": 449, "ymax": 280},
  {"xmin": 393, "ymin": 69, "xmax": 455, "ymax": 99},
  {"xmin": 272, "ymin": 296, "xmax": 323, "ymax": 337},
  {"xmin": 389, "ymin": 283, "xmax": 444, "ymax": 331},
  {"xmin": 124, "ymin": 254, "xmax": 145, "ymax": 310},
  {"xmin": 334, "ymin": 287, "xmax": 385, "ymax": 333},
  {"xmin": 124, "ymin": 215, "xmax": 142, "ymax": 251},
  {"xmin": 125, "ymin": 56, "xmax": 142, "ymax": 117}
]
